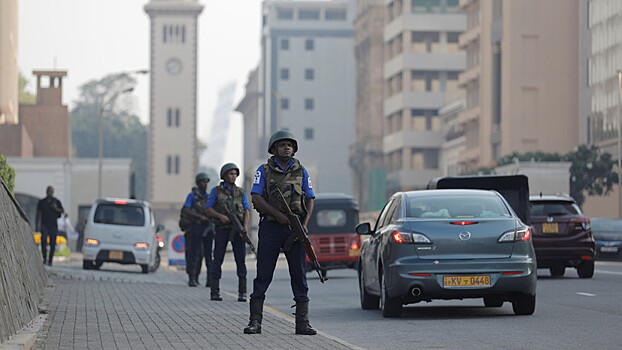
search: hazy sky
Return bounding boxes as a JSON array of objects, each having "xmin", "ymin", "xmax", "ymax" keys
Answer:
[{"xmin": 18, "ymin": 0, "xmax": 262, "ymax": 168}]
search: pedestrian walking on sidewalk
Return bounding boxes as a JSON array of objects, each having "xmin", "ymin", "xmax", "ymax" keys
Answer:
[
  {"xmin": 206, "ymin": 163, "xmax": 251, "ymax": 302},
  {"xmin": 244, "ymin": 130, "xmax": 317, "ymax": 335},
  {"xmin": 35, "ymin": 186, "xmax": 64, "ymax": 266},
  {"xmin": 182, "ymin": 173, "xmax": 214, "ymax": 287}
]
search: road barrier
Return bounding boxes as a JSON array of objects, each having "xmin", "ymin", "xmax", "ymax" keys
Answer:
[{"xmin": 0, "ymin": 178, "xmax": 47, "ymax": 345}]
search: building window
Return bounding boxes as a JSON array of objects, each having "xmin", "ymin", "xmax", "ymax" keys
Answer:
[
  {"xmin": 412, "ymin": 0, "xmax": 441, "ymax": 13},
  {"xmin": 281, "ymin": 38, "xmax": 289, "ymax": 50},
  {"xmin": 304, "ymin": 98, "xmax": 314, "ymax": 110},
  {"xmin": 167, "ymin": 108, "xmax": 172, "ymax": 127},
  {"xmin": 175, "ymin": 108, "xmax": 180, "ymax": 127},
  {"xmin": 305, "ymin": 68, "xmax": 314, "ymax": 80},
  {"xmin": 299, "ymin": 9, "xmax": 320, "ymax": 20},
  {"xmin": 163, "ymin": 25, "xmax": 185, "ymax": 44},
  {"xmin": 281, "ymin": 98, "xmax": 289, "ymax": 110},
  {"xmin": 411, "ymin": 71, "xmax": 440, "ymax": 92},
  {"xmin": 280, "ymin": 68, "xmax": 289, "ymax": 80},
  {"xmin": 325, "ymin": 8, "xmax": 347, "ymax": 20},
  {"xmin": 167, "ymin": 156, "xmax": 172, "ymax": 174},
  {"xmin": 305, "ymin": 128, "xmax": 314, "ymax": 140},
  {"xmin": 305, "ymin": 39, "xmax": 314, "ymax": 51},
  {"xmin": 411, "ymin": 31, "xmax": 440, "ymax": 53},
  {"xmin": 411, "ymin": 109, "xmax": 439, "ymax": 131},
  {"xmin": 163, "ymin": 25, "xmax": 167, "ymax": 43},
  {"xmin": 277, "ymin": 8, "xmax": 294, "ymax": 20},
  {"xmin": 174, "ymin": 156, "xmax": 180, "ymax": 174}
]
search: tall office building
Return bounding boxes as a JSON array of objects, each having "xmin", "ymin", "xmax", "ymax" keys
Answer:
[
  {"xmin": 144, "ymin": 0, "xmax": 204, "ymax": 228},
  {"xmin": 0, "ymin": 0, "xmax": 18, "ymax": 125},
  {"xmin": 256, "ymin": 0, "xmax": 356, "ymax": 194},
  {"xmin": 587, "ymin": 0, "xmax": 622, "ymax": 157},
  {"xmin": 349, "ymin": 0, "xmax": 386, "ymax": 211},
  {"xmin": 454, "ymin": 0, "xmax": 579, "ymax": 173},
  {"xmin": 382, "ymin": 0, "xmax": 466, "ymax": 193}
]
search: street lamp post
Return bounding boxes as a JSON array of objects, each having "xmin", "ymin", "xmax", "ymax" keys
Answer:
[{"xmin": 617, "ymin": 70, "xmax": 622, "ymax": 218}]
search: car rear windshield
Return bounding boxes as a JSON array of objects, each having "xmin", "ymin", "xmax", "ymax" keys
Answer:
[
  {"xmin": 530, "ymin": 201, "xmax": 581, "ymax": 216},
  {"xmin": 591, "ymin": 219, "xmax": 622, "ymax": 232},
  {"xmin": 406, "ymin": 195, "xmax": 511, "ymax": 219},
  {"xmin": 94, "ymin": 204, "xmax": 145, "ymax": 226}
]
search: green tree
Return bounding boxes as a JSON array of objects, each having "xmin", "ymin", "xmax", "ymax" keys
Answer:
[
  {"xmin": 0, "ymin": 154, "xmax": 16, "ymax": 193},
  {"xmin": 18, "ymin": 71, "xmax": 36, "ymax": 105},
  {"xmin": 70, "ymin": 74, "xmax": 147, "ymax": 199},
  {"xmin": 568, "ymin": 145, "xmax": 617, "ymax": 207}
]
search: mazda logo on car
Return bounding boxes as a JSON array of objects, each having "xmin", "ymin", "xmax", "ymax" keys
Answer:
[{"xmin": 459, "ymin": 231, "xmax": 471, "ymax": 241}]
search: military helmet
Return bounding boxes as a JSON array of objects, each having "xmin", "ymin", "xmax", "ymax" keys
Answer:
[
  {"xmin": 195, "ymin": 172, "xmax": 210, "ymax": 183},
  {"xmin": 268, "ymin": 130, "xmax": 298, "ymax": 155},
  {"xmin": 220, "ymin": 163, "xmax": 240, "ymax": 179}
]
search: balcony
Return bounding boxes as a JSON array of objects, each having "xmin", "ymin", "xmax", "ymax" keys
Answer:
[
  {"xmin": 456, "ymin": 105, "xmax": 480, "ymax": 125},
  {"xmin": 458, "ymin": 65, "xmax": 481, "ymax": 87},
  {"xmin": 383, "ymin": 130, "xmax": 443, "ymax": 154},
  {"xmin": 384, "ymin": 91, "xmax": 445, "ymax": 116},
  {"xmin": 384, "ymin": 52, "xmax": 467, "ymax": 79},
  {"xmin": 459, "ymin": 0, "xmax": 476, "ymax": 10},
  {"xmin": 458, "ymin": 25, "xmax": 480, "ymax": 49}
]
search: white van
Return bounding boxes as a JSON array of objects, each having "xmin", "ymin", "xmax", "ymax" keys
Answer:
[{"xmin": 83, "ymin": 198, "xmax": 162, "ymax": 273}]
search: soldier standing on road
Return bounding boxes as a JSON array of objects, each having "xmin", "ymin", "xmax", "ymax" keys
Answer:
[
  {"xmin": 35, "ymin": 186, "xmax": 64, "ymax": 266},
  {"xmin": 243, "ymin": 130, "xmax": 317, "ymax": 335},
  {"xmin": 205, "ymin": 163, "xmax": 251, "ymax": 302},
  {"xmin": 182, "ymin": 173, "xmax": 214, "ymax": 287}
]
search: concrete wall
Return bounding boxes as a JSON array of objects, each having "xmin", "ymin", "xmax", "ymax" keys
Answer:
[{"xmin": 0, "ymin": 178, "xmax": 47, "ymax": 344}]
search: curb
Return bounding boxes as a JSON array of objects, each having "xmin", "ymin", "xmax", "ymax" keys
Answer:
[{"xmin": 0, "ymin": 315, "xmax": 47, "ymax": 350}]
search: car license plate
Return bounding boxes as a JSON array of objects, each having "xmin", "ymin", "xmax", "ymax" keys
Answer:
[
  {"xmin": 542, "ymin": 222, "xmax": 558, "ymax": 233},
  {"xmin": 109, "ymin": 250, "xmax": 123, "ymax": 260},
  {"xmin": 443, "ymin": 275, "xmax": 491, "ymax": 287},
  {"xmin": 601, "ymin": 246, "xmax": 618, "ymax": 253}
]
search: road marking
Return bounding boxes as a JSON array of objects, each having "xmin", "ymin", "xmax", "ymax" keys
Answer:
[
  {"xmin": 576, "ymin": 292, "xmax": 595, "ymax": 297},
  {"xmin": 595, "ymin": 269, "xmax": 622, "ymax": 276}
]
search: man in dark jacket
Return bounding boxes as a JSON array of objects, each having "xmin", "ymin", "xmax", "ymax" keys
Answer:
[{"xmin": 36, "ymin": 186, "xmax": 64, "ymax": 266}]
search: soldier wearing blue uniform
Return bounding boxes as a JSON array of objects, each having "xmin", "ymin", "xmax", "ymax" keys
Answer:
[
  {"xmin": 182, "ymin": 173, "xmax": 214, "ymax": 287},
  {"xmin": 205, "ymin": 163, "xmax": 251, "ymax": 302},
  {"xmin": 244, "ymin": 130, "xmax": 317, "ymax": 335}
]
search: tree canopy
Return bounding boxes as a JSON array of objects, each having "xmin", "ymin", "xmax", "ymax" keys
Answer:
[
  {"xmin": 18, "ymin": 71, "xmax": 36, "ymax": 105},
  {"xmin": 70, "ymin": 73, "xmax": 147, "ymax": 199},
  {"xmin": 462, "ymin": 145, "xmax": 618, "ymax": 207}
]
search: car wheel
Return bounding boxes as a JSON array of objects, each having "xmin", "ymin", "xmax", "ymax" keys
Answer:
[
  {"xmin": 512, "ymin": 294, "xmax": 536, "ymax": 315},
  {"xmin": 82, "ymin": 259, "xmax": 93, "ymax": 270},
  {"xmin": 380, "ymin": 269, "xmax": 402, "ymax": 318},
  {"xmin": 577, "ymin": 260, "xmax": 594, "ymax": 278},
  {"xmin": 359, "ymin": 266, "xmax": 379, "ymax": 310},
  {"xmin": 140, "ymin": 264, "xmax": 149, "ymax": 274},
  {"xmin": 149, "ymin": 251, "xmax": 161, "ymax": 273},
  {"xmin": 550, "ymin": 266, "xmax": 565, "ymax": 277},
  {"xmin": 483, "ymin": 296, "xmax": 504, "ymax": 307}
]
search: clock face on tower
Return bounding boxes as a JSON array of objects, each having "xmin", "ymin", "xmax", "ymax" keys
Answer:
[{"xmin": 166, "ymin": 58, "xmax": 183, "ymax": 75}]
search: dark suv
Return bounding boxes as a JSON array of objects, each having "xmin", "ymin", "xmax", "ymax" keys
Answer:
[{"xmin": 529, "ymin": 195, "xmax": 595, "ymax": 278}]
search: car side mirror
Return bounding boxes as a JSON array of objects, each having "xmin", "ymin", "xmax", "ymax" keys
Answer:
[
  {"xmin": 355, "ymin": 222, "xmax": 373, "ymax": 235},
  {"xmin": 156, "ymin": 224, "xmax": 164, "ymax": 233}
]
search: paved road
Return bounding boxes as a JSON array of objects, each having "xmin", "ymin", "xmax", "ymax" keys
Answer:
[{"xmin": 33, "ymin": 252, "xmax": 622, "ymax": 349}]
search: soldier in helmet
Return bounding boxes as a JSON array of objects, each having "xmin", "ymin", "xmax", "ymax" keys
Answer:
[
  {"xmin": 205, "ymin": 163, "xmax": 251, "ymax": 302},
  {"xmin": 182, "ymin": 172, "xmax": 214, "ymax": 287},
  {"xmin": 243, "ymin": 130, "xmax": 317, "ymax": 335}
]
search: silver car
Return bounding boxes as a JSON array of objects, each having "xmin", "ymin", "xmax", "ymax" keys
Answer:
[{"xmin": 357, "ymin": 189, "xmax": 537, "ymax": 317}]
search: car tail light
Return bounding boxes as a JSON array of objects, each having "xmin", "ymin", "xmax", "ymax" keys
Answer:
[
  {"xmin": 502, "ymin": 271, "xmax": 523, "ymax": 275},
  {"xmin": 581, "ymin": 255, "xmax": 593, "ymax": 260},
  {"xmin": 570, "ymin": 217, "xmax": 590, "ymax": 231},
  {"xmin": 86, "ymin": 238, "xmax": 99, "ymax": 246},
  {"xmin": 135, "ymin": 242, "xmax": 148, "ymax": 249},
  {"xmin": 114, "ymin": 200, "xmax": 127, "ymax": 205},
  {"xmin": 409, "ymin": 273, "xmax": 431, "ymax": 276},
  {"xmin": 498, "ymin": 227, "xmax": 531, "ymax": 242},
  {"xmin": 350, "ymin": 243, "xmax": 359, "ymax": 250},
  {"xmin": 392, "ymin": 231, "xmax": 431, "ymax": 244},
  {"xmin": 450, "ymin": 221, "xmax": 478, "ymax": 225}
]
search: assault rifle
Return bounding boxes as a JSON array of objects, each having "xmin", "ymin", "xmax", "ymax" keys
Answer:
[
  {"xmin": 276, "ymin": 189, "xmax": 326, "ymax": 283},
  {"xmin": 223, "ymin": 207, "xmax": 257, "ymax": 255}
]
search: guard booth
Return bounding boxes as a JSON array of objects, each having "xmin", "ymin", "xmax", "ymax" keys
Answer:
[{"xmin": 427, "ymin": 175, "xmax": 531, "ymax": 225}]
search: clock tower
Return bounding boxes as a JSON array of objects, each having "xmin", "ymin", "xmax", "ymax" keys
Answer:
[{"xmin": 144, "ymin": 0, "xmax": 204, "ymax": 227}]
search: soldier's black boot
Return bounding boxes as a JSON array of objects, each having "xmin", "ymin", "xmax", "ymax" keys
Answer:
[
  {"xmin": 238, "ymin": 277, "xmax": 247, "ymax": 302},
  {"xmin": 243, "ymin": 298, "xmax": 263, "ymax": 334},
  {"xmin": 294, "ymin": 302, "xmax": 317, "ymax": 335},
  {"xmin": 188, "ymin": 272, "xmax": 197, "ymax": 287},
  {"xmin": 205, "ymin": 268, "xmax": 210, "ymax": 287},
  {"xmin": 210, "ymin": 279, "xmax": 222, "ymax": 301}
]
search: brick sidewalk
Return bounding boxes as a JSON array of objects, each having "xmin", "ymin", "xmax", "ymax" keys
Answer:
[{"xmin": 32, "ymin": 272, "xmax": 359, "ymax": 350}]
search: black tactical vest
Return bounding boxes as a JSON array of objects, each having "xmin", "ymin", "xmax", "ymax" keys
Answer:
[
  {"xmin": 262, "ymin": 156, "xmax": 307, "ymax": 220},
  {"xmin": 189, "ymin": 187, "xmax": 209, "ymax": 224}
]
